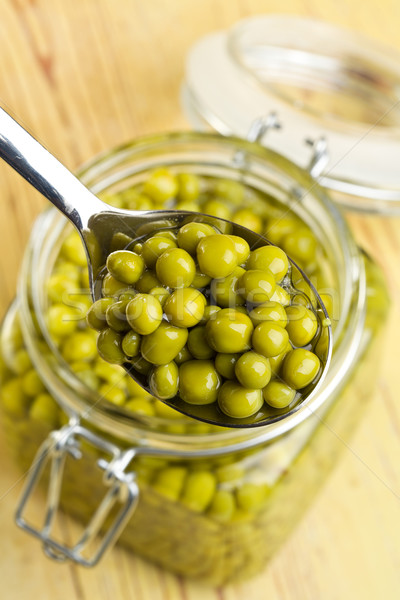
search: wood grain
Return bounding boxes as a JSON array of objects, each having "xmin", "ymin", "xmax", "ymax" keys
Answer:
[{"xmin": 0, "ymin": 1, "xmax": 399, "ymax": 598}]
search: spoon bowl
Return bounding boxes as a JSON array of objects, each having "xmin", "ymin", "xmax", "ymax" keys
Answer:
[{"xmin": 0, "ymin": 107, "xmax": 331, "ymax": 428}]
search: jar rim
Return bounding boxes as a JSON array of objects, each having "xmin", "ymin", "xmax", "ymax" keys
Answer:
[{"xmin": 17, "ymin": 131, "xmax": 366, "ymax": 455}]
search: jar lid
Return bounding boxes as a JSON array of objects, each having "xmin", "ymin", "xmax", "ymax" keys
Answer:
[{"xmin": 182, "ymin": 16, "xmax": 400, "ymax": 214}]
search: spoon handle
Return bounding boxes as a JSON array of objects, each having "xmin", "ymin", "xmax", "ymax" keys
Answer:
[{"xmin": 0, "ymin": 107, "xmax": 105, "ymax": 230}]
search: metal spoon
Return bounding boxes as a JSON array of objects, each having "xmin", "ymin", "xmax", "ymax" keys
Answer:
[{"xmin": 0, "ymin": 106, "xmax": 331, "ymax": 428}]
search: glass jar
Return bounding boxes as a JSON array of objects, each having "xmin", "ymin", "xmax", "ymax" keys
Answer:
[{"xmin": 0, "ymin": 133, "xmax": 389, "ymax": 584}]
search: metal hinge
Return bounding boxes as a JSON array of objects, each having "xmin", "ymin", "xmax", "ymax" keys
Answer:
[
  {"xmin": 238, "ymin": 112, "xmax": 330, "ymax": 180},
  {"xmin": 15, "ymin": 419, "xmax": 139, "ymax": 567}
]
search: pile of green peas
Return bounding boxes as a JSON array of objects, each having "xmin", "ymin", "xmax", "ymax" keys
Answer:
[
  {"xmin": 3, "ymin": 168, "xmax": 328, "ymax": 431},
  {"xmin": 86, "ymin": 170, "xmax": 325, "ymax": 421}
]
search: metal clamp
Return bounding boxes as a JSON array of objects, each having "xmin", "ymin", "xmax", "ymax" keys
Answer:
[
  {"xmin": 234, "ymin": 112, "xmax": 281, "ymax": 168},
  {"xmin": 236, "ymin": 113, "xmax": 330, "ymax": 181},
  {"xmin": 245, "ymin": 112, "xmax": 281, "ymax": 143},
  {"xmin": 305, "ymin": 136, "xmax": 329, "ymax": 178},
  {"xmin": 15, "ymin": 419, "xmax": 139, "ymax": 567}
]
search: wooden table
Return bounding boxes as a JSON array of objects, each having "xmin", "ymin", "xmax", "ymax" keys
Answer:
[{"xmin": 0, "ymin": 1, "xmax": 399, "ymax": 598}]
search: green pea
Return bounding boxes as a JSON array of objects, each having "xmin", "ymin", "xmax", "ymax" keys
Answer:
[
  {"xmin": 164, "ymin": 288, "xmax": 206, "ymax": 328},
  {"xmin": 177, "ymin": 173, "xmax": 201, "ymax": 202},
  {"xmin": 227, "ymin": 235, "xmax": 250, "ymax": 264},
  {"xmin": 264, "ymin": 216, "xmax": 297, "ymax": 245},
  {"xmin": 46, "ymin": 304, "xmax": 79, "ymax": 337},
  {"xmin": 102, "ymin": 272, "xmax": 128, "ymax": 298},
  {"xmin": 319, "ymin": 293, "xmax": 333, "ymax": 318},
  {"xmin": 129, "ymin": 355, "xmax": 152, "ymax": 376},
  {"xmin": 152, "ymin": 230, "xmax": 178, "ymax": 243},
  {"xmin": 210, "ymin": 266, "xmax": 246, "ymax": 308},
  {"xmin": 105, "ymin": 300, "xmax": 131, "ymax": 332},
  {"xmin": 246, "ymin": 246, "xmax": 289, "ymax": 281},
  {"xmin": 215, "ymin": 353, "xmax": 241, "ymax": 379},
  {"xmin": 135, "ymin": 270, "xmax": 162, "ymax": 293},
  {"xmin": 126, "ymin": 294, "xmax": 163, "ymax": 335},
  {"xmin": 197, "ymin": 234, "xmax": 237, "ymax": 279},
  {"xmin": 238, "ymin": 269, "xmax": 276, "ymax": 304},
  {"xmin": 314, "ymin": 323, "xmax": 330, "ymax": 360},
  {"xmin": 206, "ymin": 309, "xmax": 253, "ymax": 353},
  {"xmin": 86, "ymin": 297, "xmax": 115, "ymax": 331},
  {"xmin": 73, "ymin": 368, "xmax": 100, "ymax": 391},
  {"xmin": 61, "ymin": 231, "xmax": 87, "ymax": 267},
  {"xmin": 152, "ymin": 466, "xmax": 187, "ymax": 501},
  {"xmin": 47, "ymin": 273, "xmax": 76, "ymax": 304},
  {"xmin": 121, "ymin": 330, "xmax": 141, "ymax": 357},
  {"xmin": 179, "ymin": 360, "xmax": 221, "ymax": 405},
  {"xmin": 97, "ymin": 328, "xmax": 125, "ymax": 364},
  {"xmin": 21, "ymin": 370, "xmax": 45, "ymax": 397},
  {"xmin": 141, "ymin": 236, "xmax": 177, "ymax": 269},
  {"xmin": 191, "ymin": 267, "xmax": 212, "ymax": 289},
  {"xmin": 215, "ymin": 462, "xmax": 245, "ymax": 483},
  {"xmin": 282, "ymin": 227, "xmax": 317, "ymax": 265},
  {"xmin": 180, "ymin": 471, "xmax": 217, "ymax": 512},
  {"xmin": 156, "ymin": 248, "xmax": 196, "ymax": 289},
  {"xmin": 270, "ymin": 285, "xmax": 291, "ymax": 306},
  {"xmin": 0, "ymin": 378, "xmax": 30, "ymax": 418},
  {"xmin": 200, "ymin": 305, "xmax": 221, "ymax": 324},
  {"xmin": 176, "ymin": 222, "xmax": 216, "ymax": 255},
  {"xmin": 175, "ymin": 200, "xmax": 200, "ymax": 212},
  {"xmin": 122, "ymin": 190, "xmax": 154, "ymax": 211},
  {"xmin": 125, "ymin": 397, "xmax": 156, "ymax": 417},
  {"xmin": 291, "ymin": 272, "xmax": 318, "ymax": 309},
  {"xmin": 218, "ymin": 381, "xmax": 263, "ymax": 419},
  {"xmin": 94, "ymin": 360, "xmax": 124, "ymax": 384},
  {"xmin": 236, "ymin": 482, "xmax": 269, "ymax": 512},
  {"xmin": 285, "ymin": 305, "xmax": 318, "ymax": 347},
  {"xmin": 99, "ymin": 384, "xmax": 126, "ymax": 406},
  {"xmin": 149, "ymin": 286, "xmax": 170, "ymax": 307},
  {"xmin": 174, "ymin": 345, "xmax": 193, "ymax": 365},
  {"xmin": 149, "ymin": 362, "xmax": 179, "ymax": 400},
  {"xmin": 109, "ymin": 232, "xmax": 134, "ymax": 253},
  {"xmin": 207, "ymin": 490, "xmax": 236, "ymax": 522},
  {"xmin": 235, "ymin": 352, "xmax": 271, "ymax": 389},
  {"xmin": 196, "ymin": 215, "xmax": 232, "ymax": 235},
  {"xmin": 118, "ymin": 291, "xmax": 136, "ymax": 303},
  {"xmin": 29, "ymin": 393, "xmax": 59, "ymax": 428},
  {"xmin": 281, "ymin": 349, "xmax": 321, "ymax": 389},
  {"xmin": 143, "ymin": 168, "xmax": 178, "ymax": 203},
  {"xmin": 249, "ymin": 301, "xmax": 288, "ymax": 328},
  {"xmin": 106, "ymin": 250, "xmax": 145, "ymax": 284},
  {"xmin": 62, "ymin": 331, "xmax": 98, "ymax": 363},
  {"xmin": 252, "ymin": 322, "xmax": 289, "ymax": 358},
  {"xmin": 140, "ymin": 321, "xmax": 188, "ymax": 365},
  {"xmin": 232, "ymin": 209, "xmax": 263, "ymax": 233},
  {"xmin": 214, "ymin": 179, "xmax": 245, "ymax": 205},
  {"xmin": 133, "ymin": 242, "xmax": 143, "ymax": 254},
  {"xmin": 202, "ymin": 199, "xmax": 232, "ymax": 220},
  {"xmin": 187, "ymin": 326, "xmax": 215, "ymax": 359},
  {"xmin": 53, "ymin": 259, "xmax": 80, "ymax": 282},
  {"xmin": 269, "ymin": 342, "xmax": 292, "ymax": 376},
  {"xmin": 11, "ymin": 349, "xmax": 32, "ymax": 375},
  {"xmin": 263, "ymin": 380, "xmax": 296, "ymax": 408}
]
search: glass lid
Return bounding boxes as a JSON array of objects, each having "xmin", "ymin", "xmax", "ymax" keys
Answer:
[{"xmin": 182, "ymin": 15, "xmax": 400, "ymax": 214}]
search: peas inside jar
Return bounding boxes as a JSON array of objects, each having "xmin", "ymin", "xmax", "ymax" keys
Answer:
[{"xmin": 86, "ymin": 173, "xmax": 329, "ymax": 425}]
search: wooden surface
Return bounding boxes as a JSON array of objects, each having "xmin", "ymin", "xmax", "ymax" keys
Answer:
[{"xmin": 0, "ymin": 1, "xmax": 399, "ymax": 598}]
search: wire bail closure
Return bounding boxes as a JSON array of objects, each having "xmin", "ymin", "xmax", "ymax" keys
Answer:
[
  {"xmin": 15, "ymin": 419, "xmax": 139, "ymax": 567},
  {"xmin": 235, "ymin": 112, "xmax": 329, "ymax": 181}
]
